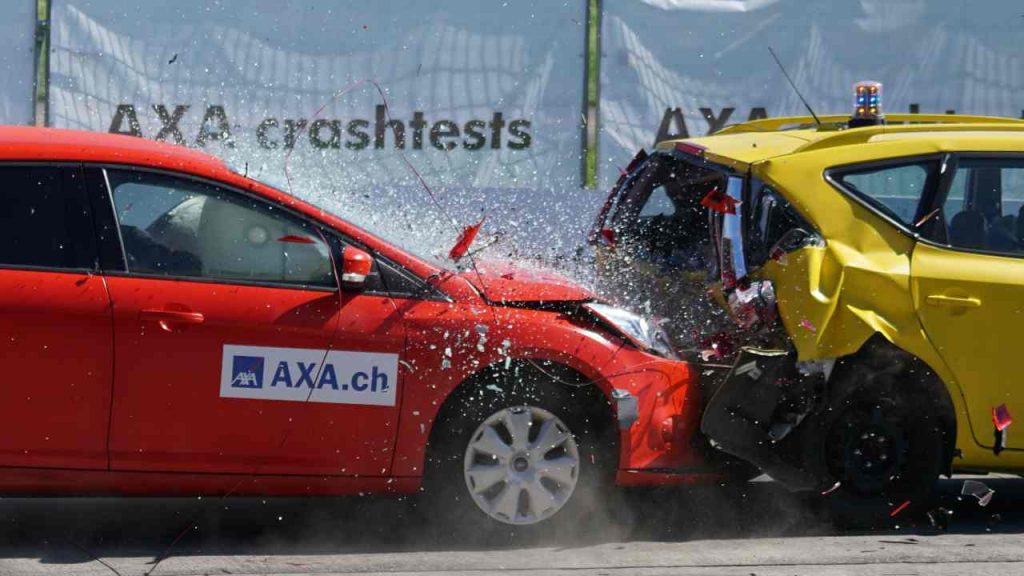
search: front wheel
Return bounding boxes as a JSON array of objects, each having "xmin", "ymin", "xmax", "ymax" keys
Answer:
[{"xmin": 421, "ymin": 368, "xmax": 616, "ymax": 534}]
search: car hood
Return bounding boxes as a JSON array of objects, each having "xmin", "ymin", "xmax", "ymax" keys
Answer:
[{"xmin": 458, "ymin": 261, "xmax": 594, "ymax": 304}]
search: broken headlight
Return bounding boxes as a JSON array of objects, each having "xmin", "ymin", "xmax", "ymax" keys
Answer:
[{"xmin": 584, "ymin": 302, "xmax": 679, "ymax": 360}]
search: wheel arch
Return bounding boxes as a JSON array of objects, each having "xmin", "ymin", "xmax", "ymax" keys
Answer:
[
  {"xmin": 426, "ymin": 357, "xmax": 616, "ymax": 450},
  {"xmin": 829, "ymin": 335, "xmax": 958, "ymax": 476}
]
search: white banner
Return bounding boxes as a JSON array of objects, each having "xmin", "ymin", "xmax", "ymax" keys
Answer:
[
  {"xmin": 600, "ymin": 0, "xmax": 1024, "ymax": 187},
  {"xmin": 50, "ymin": 1, "xmax": 596, "ymax": 261},
  {"xmin": 0, "ymin": 1, "xmax": 36, "ymax": 125}
]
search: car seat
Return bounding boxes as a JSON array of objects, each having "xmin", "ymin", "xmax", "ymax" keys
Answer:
[
  {"xmin": 196, "ymin": 196, "xmax": 331, "ymax": 284},
  {"xmin": 948, "ymin": 210, "xmax": 988, "ymax": 250}
]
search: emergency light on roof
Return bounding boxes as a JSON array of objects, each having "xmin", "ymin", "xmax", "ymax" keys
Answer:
[{"xmin": 850, "ymin": 81, "xmax": 884, "ymax": 127}]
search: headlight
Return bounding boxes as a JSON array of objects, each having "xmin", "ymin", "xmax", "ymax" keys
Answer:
[{"xmin": 583, "ymin": 302, "xmax": 679, "ymax": 360}]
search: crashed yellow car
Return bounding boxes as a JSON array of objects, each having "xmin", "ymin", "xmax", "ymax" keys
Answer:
[{"xmin": 592, "ymin": 88, "xmax": 1024, "ymax": 526}]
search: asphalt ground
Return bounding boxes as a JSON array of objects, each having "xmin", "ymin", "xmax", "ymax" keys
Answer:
[{"xmin": 0, "ymin": 476, "xmax": 1020, "ymax": 575}]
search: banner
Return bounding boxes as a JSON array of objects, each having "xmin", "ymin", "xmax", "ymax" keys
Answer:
[
  {"xmin": 50, "ymin": 1, "xmax": 594, "ymax": 261},
  {"xmin": 600, "ymin": 0, "xmax": 1024, "ymax": 187},
  {"xmin": 0, "ymin": 1, "xmax": 36, "ymax": 125}
]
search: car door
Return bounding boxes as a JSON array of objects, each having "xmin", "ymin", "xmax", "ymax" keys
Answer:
[
  {"xmin": 0, "ymin": 164, "xmax": 113, "ymax": 470},
  {"xmin": 92, "ymin": 167, "xmax": 404, "ymax": 476},
  {"xmin": 912, "ymin": 154, "xmax": 1024, "ymax": 452}
]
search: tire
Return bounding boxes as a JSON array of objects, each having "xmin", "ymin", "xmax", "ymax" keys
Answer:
[
  {"xmin": 420, "ymin": 363, "xmax": 617, "ymax": 537},
  {"xmin": 801, "ymin": 349, "xmax": 948, "ymax": 530}
]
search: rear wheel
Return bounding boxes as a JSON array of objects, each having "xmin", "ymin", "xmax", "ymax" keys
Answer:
[
  {"xmin": 421, "ymin": 365, "xmax": 616, "ymax": 535},
  {"xmin": 809, "ymin": 359, "xmax": 947, "ymax": 529}
]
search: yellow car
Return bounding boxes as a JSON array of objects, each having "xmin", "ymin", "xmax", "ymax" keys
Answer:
[{"xmin": 592, "ymin": 89, "xmax": 1024, "ymax": 526}]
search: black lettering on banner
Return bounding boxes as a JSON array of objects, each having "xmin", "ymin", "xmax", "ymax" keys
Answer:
[
  {"xmin": 655, "ymin": 107, "xmax": 689, "ymax": 143},
  {"xmin": 109, "ymin": 104, "xmax": 142, "ymax": 137},
  {"xmin": 462, "ymin": 119, "xmax": 487, "ymax": 150},
  {"xmin": 507, "ymin": 119, "xmax": 531, "ymax": 150},
  {"xmin": 700, "ymin": 107, "xmax": 734, "ymax": 134},
  {"xmin": 194, "ymin": 105, "xmax": 233, "ymax": 147},
  {"xmin": 310, "ymin": 119, "xmax": 341, "ymax": 149},
  {"xmin": 410, "ymin": 111, "xmax": 427, "ymax": 150},
  {"xmin": 430, "ymin": 120, "xmax": 460, "ymax": 151},
  {"xmin": 284, "ymin": 119, "xmax": 308, "ymax": 149},
  {"xmin": 257, "ymin": 118, "xmax": 279, "ymax": 149},
  {"xmin": 153, "ymin": 104, "xmax": 190, "ymax": 144},
  {"xmin": 346, "ymin": 120, "xmax": 370, "ymax": 150},
  {"xmin": 489, "ymin": 112, "xmax": 505, "ymax": 149},
  {"xmin": 747, "ymin": 107, "xmax": 768, "ymax": 121},
  {"xmin": 374, "ymin": 104, "xmax": 406, "ymax": 149}
]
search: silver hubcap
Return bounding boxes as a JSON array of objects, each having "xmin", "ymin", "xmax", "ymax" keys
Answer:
[{"xmin": 463, "ymin": 405, "xmax": 580, "ymax": 525}]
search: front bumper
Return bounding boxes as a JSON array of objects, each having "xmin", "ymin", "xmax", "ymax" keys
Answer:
[{"xmin": 600, "ymin": 346, "xmax": 716, "ymax": 485}]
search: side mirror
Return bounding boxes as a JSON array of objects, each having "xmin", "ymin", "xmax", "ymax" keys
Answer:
[
  {"xmin": 340, "ymin": 246, "xmax": 373, "ymax": 291},
  {"xmin": 769, "ymin": 228, "xmax": 822, "ymax": 257}
]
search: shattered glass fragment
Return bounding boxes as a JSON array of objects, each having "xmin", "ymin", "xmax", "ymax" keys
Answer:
[
  {"xmin": 961, "ymin": 479, "xmax": 994, "ymax": 507},
  {"xmin": 926, "ymin": 507, "xmax": 952, "ymax": 530},
  {"xmin": 821, "ymin": 481, "xmax": 841, "ymax": 496}
]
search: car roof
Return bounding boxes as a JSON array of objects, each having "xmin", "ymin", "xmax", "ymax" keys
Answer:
[
  {"xmin": 0, "ymin": 125, "xmax": 234, "ymax": 181},
  {"xmin": 655, "ymin": 114, "xmax": 1024, "ymax": 170}
]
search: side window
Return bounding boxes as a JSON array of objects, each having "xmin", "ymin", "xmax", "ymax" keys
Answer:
[
  {"xmin": 0, "ymin": 166, "xmax": 95, "ymax": 270},
  {"xmin": 833, "ymin": 161, "xmax": 937, "ymax": 227},
  {"xmin": 107, "ymin": 170, "xmax": 334, "ymax": 287},
  {"xmin": 940, "ymin": 158, "xmax": 1024, "ymax": 256}
]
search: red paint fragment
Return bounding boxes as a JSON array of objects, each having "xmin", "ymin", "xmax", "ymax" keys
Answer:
[
  {"xmin": 890, "ymin": 500, "xmax": 911, "ymax": 517},
  {"xmin": 599, "ymin": 228, "xmax": 616, "ymax": 247},
  {"xmin": 449, "ymin": 219, "xmax": 484, "ymax": 261},
  {"xmin": 700, "ymin": 187, "xmax": 739, "ymax": 215},
  {"xmin": 277, "ymin": 234, "xmax": 315, "ymax": 244},
  {"xmin": 993, "ymin": 404, "xmax": 1012, "ymax": 432},
  {"xmin": 799, "ymin": 319, "xmax": 817, "ymax": 333}
]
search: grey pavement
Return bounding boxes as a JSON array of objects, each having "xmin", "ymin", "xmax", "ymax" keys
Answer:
[{"xmin": 0, "ymin": 477, "xmax": 1019, "ymax": 575}]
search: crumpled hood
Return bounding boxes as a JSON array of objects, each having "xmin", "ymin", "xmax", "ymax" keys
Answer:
[{"xmin": 458, "ymin": 260, "xmax": 593, "ymax": 304}]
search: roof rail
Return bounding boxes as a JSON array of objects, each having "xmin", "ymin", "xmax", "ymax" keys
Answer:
[
  {"xmin": 795, "ymin": 120, "xmax": 1024, "ymax": 154},
  {"xmin": 716, "ymin": 113, "xmax": 1024, "ymax": 135}
]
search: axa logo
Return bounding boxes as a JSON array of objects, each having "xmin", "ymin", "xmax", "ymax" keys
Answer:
[
  {"xmin": 221, "ymin": 345, "xmax": 398, "ymax": 406},
  {"xmin": 268, "ymin": 361, "xmax": 390, "ymax": 392},
  {"xmin": 231, "ymin": 356, "xmax": 265, "ymax": 389}
]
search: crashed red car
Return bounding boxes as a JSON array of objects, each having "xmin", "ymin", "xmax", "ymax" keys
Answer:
[{"xmin": 0, "ymin": 126, "xmax": 712, "ymax": 529}]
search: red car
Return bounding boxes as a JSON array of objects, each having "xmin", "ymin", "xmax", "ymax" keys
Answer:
[{"xmin": 0, "ymin": 127, "xmax": 710, "ymax": 528}]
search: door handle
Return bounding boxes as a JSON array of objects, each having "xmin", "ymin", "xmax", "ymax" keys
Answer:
[
  {"xmin": 140, "ymin": 309, "xmax": 205, "ymax": 331},
  {"xmin": 925, "ymin": 294, "xmax": 981, "ymax": 308}
]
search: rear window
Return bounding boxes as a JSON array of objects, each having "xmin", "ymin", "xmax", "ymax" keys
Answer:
[
  {"xmin": 0, "ymin": 166, "xmax": 95, "ymax": 270},
  {"xmin": 604, "ymin": 154, "xmax": 724, "ymax": 270}
]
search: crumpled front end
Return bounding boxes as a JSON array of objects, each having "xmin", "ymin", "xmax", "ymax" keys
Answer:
[{"xmin": 599, "ymin": 346, "xmax": 716, "ymax": 486}]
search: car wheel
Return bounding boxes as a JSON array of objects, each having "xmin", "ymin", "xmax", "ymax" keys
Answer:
[
  {"xmin": 811, "ymin": 369, "xmax": 946, "ymax": 530},
  {"xmin": 421, "ymin": 368, "xmax": 616, "ymax": 535}
]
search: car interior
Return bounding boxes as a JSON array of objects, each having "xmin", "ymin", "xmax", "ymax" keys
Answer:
[{"xmin": 943, "ymin": 163, "xmax": 1024, "ymax": 255}]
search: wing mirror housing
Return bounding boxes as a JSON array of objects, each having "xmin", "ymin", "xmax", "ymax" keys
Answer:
[
  {"xmin": 339, "ymin": 246, "xmax": 373, "ymax": 291},
  {"xmin": 769, "ymin": 228, "xmax": 823, "ymax": 258}
]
